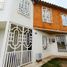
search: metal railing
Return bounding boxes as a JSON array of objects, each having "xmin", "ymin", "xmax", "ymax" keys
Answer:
[{"xmin": 4, "ymin": 50, "xmax": 32, "ymax": 67}]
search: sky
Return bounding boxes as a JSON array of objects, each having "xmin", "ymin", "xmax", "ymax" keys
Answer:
[{"xmin": 41, "ymin": 0, "xmax": 67, "ymax": 9}]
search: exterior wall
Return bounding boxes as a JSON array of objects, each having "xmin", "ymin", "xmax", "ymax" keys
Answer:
[
  {"xmin": 0, "ymin": 0, "xmax": 33, "ymax": 28},
  {"xmin": 47, "ymin": 34, "xmax": 67, "ymax": 56},
  {"xmin": 32, "ymin": 30, "xmax": 54, "ymax": 62},
  {"xmin": 33, "ymin": 4, "xmax": 67, "ymax": 31},
  {"xmin": 0, "ymin": 30, "xmax": 5, "ymax": 57},
  {"xmin": 0, "ymin": 0, "xmax": 12, "ymax": 21},
  {"xmin": 10, "ymin": 0, "xmax": 33, "ymax": 28},
  {"xmin": 0, "ymin": 0, "xmax": 33, "ymax": 66},
  {"xmin": 0, "ymin": 22, "xmax": 8, "ymax": 67}
]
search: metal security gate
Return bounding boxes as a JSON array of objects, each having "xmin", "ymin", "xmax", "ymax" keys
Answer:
[{"xmin": 4, "ymin": 23, "xmax": 32, "ymax": 67}]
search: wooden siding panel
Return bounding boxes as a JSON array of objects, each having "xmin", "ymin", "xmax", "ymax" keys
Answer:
[{"xmin": 33, "ymin": 4, "xmax": 67, "ymax": 32}]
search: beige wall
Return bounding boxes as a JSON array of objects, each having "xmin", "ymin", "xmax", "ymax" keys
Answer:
[{"xmin": 0, "ymin": 30, "xmax": 5, "ymax": 57}]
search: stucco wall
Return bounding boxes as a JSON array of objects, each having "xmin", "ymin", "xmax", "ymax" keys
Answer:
[
  {"xmin": 32, "ymin": 30, "xmax": 67, "ymax": 62},
  {"xmin": 10, "ymin": 0, "xmax": 33, "ymax": 28},
  {"xmin": 0, "ymin": 0, "xmax": 33, "ymax": 28},
  {"xmin": 0, "ymin": 30, "xmax": 5, "ymax": 57},
  {"xmin": 0, "ymin": 0, "xmax": 12, "ymax": 21},
  {"xmin": 32, "ymin": 30, "xmax": 53, "ymax": 62}
]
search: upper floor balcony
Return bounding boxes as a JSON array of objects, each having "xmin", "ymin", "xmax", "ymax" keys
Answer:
[{"xmin": 33, "ymin": 1, "xmax": 67, "ymax": 33}]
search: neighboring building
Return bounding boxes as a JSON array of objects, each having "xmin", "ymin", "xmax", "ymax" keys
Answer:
[{"xmin": 0, "ymin": 0, "xmax": 67, "ymax": 67}]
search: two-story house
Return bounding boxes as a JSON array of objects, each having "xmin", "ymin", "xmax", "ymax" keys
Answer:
[
  {"xmin": 0, "ymin": 0, "xmax": 67, "ymax": 67},
  {"xmin": 33, "ymin": 0, "xmax": 67, "ymax": 59}
]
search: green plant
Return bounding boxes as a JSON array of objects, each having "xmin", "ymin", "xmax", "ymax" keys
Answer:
[{"xmin": 41, "ymin": 59, "xmax": 61, "ymax": 67}]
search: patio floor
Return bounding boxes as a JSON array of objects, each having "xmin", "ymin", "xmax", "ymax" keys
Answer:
[{"xmin": 21, "ymin": 55, "xmax": 67, "ymax": 67}]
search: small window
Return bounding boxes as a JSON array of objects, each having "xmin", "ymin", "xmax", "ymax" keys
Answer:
[
  {"xmin": 61, "ymin": 14, "xmax": 67, "ymax": 26},
  {"xmin": 56, "ymin": 35, "xmax": 67, "ymax": 52},
  {"xmin": 19, "ymin": 0, "xmax": 30, "ymax": 18},
  {"xmin": 42, "ymin": 36, "xmax": 47, "ymax": 50},
  {"xmin": 49, "ymin": 37, "xmax": 55, "ymax": 44},
  {"xmin": 42, "ymin": 7, "xmax": 52, "ymax": 23}
]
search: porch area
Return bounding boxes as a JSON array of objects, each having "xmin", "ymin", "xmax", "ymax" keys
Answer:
[{"xmin": 22, "ymin": 55, "xmax": 67, "ymax": 67}]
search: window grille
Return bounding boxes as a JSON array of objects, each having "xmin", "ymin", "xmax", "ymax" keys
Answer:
[
  {"xmin": 19, "ymin": 0, "xmax": 30, "ymax": 18},
  {"xmin": 42, "ymin": 7, "xmax": 52, "ymax": 23},
  {"xmin": 61, "ymin": 14, "xmax": 67, "ymax": 26}
]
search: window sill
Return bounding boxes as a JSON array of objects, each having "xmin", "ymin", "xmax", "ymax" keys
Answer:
[
  {"xmin": 42, "ymin": 21, "xmax": 52, "ymax": 24},
  {"xmin": 63, "ymin": 25, "xmax": 67, "ymax": 27},
  {"xmin": 58, "ymin": 49, "xmax": 67, "ymax": 52}
]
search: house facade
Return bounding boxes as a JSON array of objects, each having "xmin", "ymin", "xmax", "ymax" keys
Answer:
[{"xmin": 0, "ymin": 0, "xmax": 67, "ymax": 67}]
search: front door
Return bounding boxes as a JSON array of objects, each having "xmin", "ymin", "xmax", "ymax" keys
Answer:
[{"xmin": 4, "ymin": 23, "xmax": 32, "ymax": 67}]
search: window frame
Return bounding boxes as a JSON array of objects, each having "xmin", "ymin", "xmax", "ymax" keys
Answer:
[
  {"xmin": 61, "ymin": 14, "xmax": 67, "ymax": 26},
  {"xmin": 18, "ymin": 0, "xmax": 30, "ymax": 18},
  {"xmin": 49, "ymin": 37, "xmax": 55, "ymax": 44},
  {"xmin": 56, "ymin": 35, "xmax": 67, "ymax": 52},
  {"xmin": 42, "ymin": 35, "xmax": 47, "ymax": 50},
  {"xmin": 42, "ymin": 6, "xmax": 52, "ymax": 23}
]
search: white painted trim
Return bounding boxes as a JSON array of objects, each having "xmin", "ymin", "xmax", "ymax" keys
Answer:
[
  {"xmin": 1, "ymin": 21, "xmax": 10, "ymax": 67},
  {"xmin": 42, "ymin": 6, "xmax": 52, "ymax": 23},
  {"xmin": 10, "ymin": 21, "xmax": 33, "ymax": 29}
]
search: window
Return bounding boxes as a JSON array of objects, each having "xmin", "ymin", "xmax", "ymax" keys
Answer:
[
  {"xmin": 61, "ymin": 14, "xmax": 67, "ymax": 26},
  {"xmin": 42, "ymin": 7, "xmax": 52, "ymax": 23},
  {"xmin": 56, "ymin": 35, "xmax": 67, "ymax": 52},
  {"xmin": 23, "ymin": 28, "xmax": 32, "ymax": 50},
  {"xmin": 19, "ymin": 0, "xmax": 30, "ymax": 18},
  {"xmin": 42, "ymin": 36, "xmax": 47, "ymax": 50},
  {"xmin": 49, "ymin": 37, "xmax": 55, "ymax": 44}
]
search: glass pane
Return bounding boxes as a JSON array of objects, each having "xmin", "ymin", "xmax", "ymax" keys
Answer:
[
  {"xmin": 23, "ymin": 27, "xmax": 32, "ymax": 50},
  {"xmin": 16, "ymin": 46, "xmax": 21, "ymax": 51},
  {"xmin": 42, "ymin": 36, "xmax": 47, "ymax": 50},
  {"xmin": 14, "ymin": 30, "xmax": 18, "ymax": 45},
  {"xmin": 42, "ymin": 7, "xmax": 51, "ymax": 22},
  {"xmin": 7, "ymin": 45, "xmax": 14, "ymax": 52}
]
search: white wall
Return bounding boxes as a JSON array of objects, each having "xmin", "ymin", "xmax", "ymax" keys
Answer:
[
  {"xmin": 0, "ymin": 0, "xmax": 12, "ymax": 21},
  {"xmin": 32, "ymin": 30, "xmax": 42, "ymax": 62},
  {"xmin": 32, "ymin": 30, "xmax": 67, "ymax": 62},
  {"xmin": 48, "ymin": 34, "xmax": 67, "ymax": 57},
  {"xmin": 0, "ymin": 22, "xmax": 9, "ymax": 67},
  {"xmin": 0, "ymin": 30, "xmax": 5, "ymax": 57},
  {"xmin": 32, "ymin": 30, "xmax": 52, "ymax": 62},
  {"xmin": 0, "ymin": 0, "xmax": 33, "ymax": 28},
  {"xmin": 10, "ymin": 0, "xmax": 33, "ymax": 28}
]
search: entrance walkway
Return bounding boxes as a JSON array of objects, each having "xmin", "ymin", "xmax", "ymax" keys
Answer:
[{"xmin": 21, "ymin": 55, "xmax": 67, "ymax": 67}]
